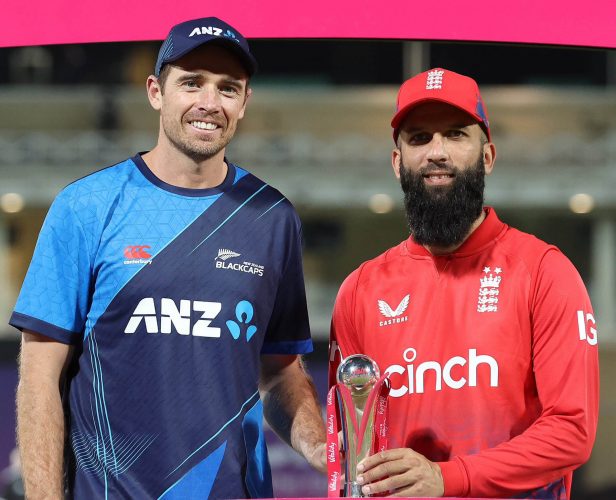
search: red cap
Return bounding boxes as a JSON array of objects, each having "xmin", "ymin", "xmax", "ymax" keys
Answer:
[{"xmin": 391, "ymin": 68, "xmax": 491, "ymax": 142}]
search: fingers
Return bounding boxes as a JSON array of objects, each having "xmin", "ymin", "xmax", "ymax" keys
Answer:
[
  {"xmin": 356, "ymin": 457, "xmax": 422, "ymax": 496},
  {"xmin": 354, "ymin": 448, "xmax": 444, "ymax": 497},
  {"xmin": 357, "ymin": 448, "xmax": 419, "ymax": 474},
  {"xmin": 358, "ymin": 456, "xmax": 419, "ymax": 483}
]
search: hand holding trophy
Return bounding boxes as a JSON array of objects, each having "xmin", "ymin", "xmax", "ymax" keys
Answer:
[{"xmin": 327, "ymin": 354, "xmax": 391, "ymax": 497}]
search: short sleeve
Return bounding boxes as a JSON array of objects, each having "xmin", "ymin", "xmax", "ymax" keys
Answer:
[
  {"xmin": 10, "ymin": 191, "xmax": 92, "ymax": 344},
  {"xmin": 261, "ymin": 219, "xmax": 312, "ymax": 355}
]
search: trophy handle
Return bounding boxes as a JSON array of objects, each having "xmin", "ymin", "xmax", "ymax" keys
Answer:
[{"xmin": 336, "ymin": 376, "xmax": 390, "ymax": 497}]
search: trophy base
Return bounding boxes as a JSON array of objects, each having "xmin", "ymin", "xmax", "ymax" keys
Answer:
[{"xmin": 343, "ymin": 481, "xmax": 366, "ymax": 497}]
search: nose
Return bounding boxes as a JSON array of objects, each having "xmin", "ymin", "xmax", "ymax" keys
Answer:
[
  {"xmin": 425, "ymin": 134, "xmax": 449, "ymax": 163},
  {"xmin": 197, "ymin": 85, "xmax": 222, "ymax": 113}
]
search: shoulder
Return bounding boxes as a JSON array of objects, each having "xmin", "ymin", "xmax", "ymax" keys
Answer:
[
  {"xmin": 502, "ymin": 225, "xmax": 554, "ymax": 255},
  {"xmin": 501, "ymin": 225, "xmax": 567, "ymax": 264},
  {"xmin": 233, "ymin": 164, "xmax": 300, "ymax": 225},
  {"xmin": 497, "ymin": 224, "xmax": 556, "ymax": 270},
  {"xmin": 500, "ymin": 225, "xmax": 585, "ymax": 293},
  {"xmin": 57, "ymin": 157, "xmax": 137, "ymax": 205},
  {"xmin": 42, "ymin": 158, "xmax": 138, "ymax": 239},
  {"xmin": 336, "ymin": 242, "xmax": 405, "ymax": 300}
]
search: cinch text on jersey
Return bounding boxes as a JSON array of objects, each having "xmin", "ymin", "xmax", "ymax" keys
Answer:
[{"xmin": 385, "ymin": 348, "xmax": 499, "ymax": 397}]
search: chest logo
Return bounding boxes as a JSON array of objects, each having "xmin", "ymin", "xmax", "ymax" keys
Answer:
[
  {"xmin": 123, "ymin": 245, "xmax": 153, "ymax": 265},
  {"xmin": 217, "ymin": 248, "xmax": 241, "ymax": 261},
  {"xmin": 378, "ymin": 294, "xmax": 410, "ymax": 327},
  {"xmin": 215, "ymin": 248, "xmax": 264, "ymax": 277},
  {"xmin": 477, "ymin": 266, "xmax": 502, "ymax": 313},
  {"xmin": 124, "ymin": 298, "xmax": 259, "ymax": 341},
  {"xmin": 226, "ymin": 300, "xmax": 258, "ymax": 342}
]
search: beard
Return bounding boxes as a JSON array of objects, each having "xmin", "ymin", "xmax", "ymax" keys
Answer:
[
  {"xmin": 160, "ymin": 112, "xmax": 235, "ymax": 163},
  {"xmin": 399, "ymin": 153, "xmax": 486, "ymax": 248}
]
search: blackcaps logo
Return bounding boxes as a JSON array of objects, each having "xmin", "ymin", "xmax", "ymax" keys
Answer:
[
  {"xmin": 217, "ymin": 249, "xmax": 241, "ymax": 261},
  {"xmin": 215, "ymin": 248, "xmax": 264, "ymax": 277}
]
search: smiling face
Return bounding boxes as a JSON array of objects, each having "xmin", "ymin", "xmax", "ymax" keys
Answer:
[
  {"xmin": 392, "ymin": 101, "xmax": 494, "ymax": 185},
  {"xmin": 392, "ymin": 101, "xmax": 496, "ymax": 250},
  {"xmin": 147, "ymin": 44, "xmax": 250, "ymax": 163}
]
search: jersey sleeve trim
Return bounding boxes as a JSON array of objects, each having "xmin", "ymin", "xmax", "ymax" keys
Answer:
[
  {"xmin": 9, "ymin": 311, "xmax": 81, "ymax": 345},
  {"xmin": 438, "ymin": 457, "xmax": 469, "ymax": 497},
  {"xmin": 261, "ymin": 339, "xmax": 313, "ymax": 355}
]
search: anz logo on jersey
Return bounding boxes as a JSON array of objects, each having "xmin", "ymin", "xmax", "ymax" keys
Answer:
[
  {"xmin": 384, "ymin": 347, "xmax": 499, "ymax": 398},
  {"xmin": 124, "ymin": 297, "xmax": 258, "ymax": 341}
]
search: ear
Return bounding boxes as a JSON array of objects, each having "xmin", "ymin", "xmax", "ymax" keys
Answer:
[
  {"xmin": 392, "ymin": 147, "xmax": 402, "ymax": 180},
  {"xmin": 483, "ymin": 141, "xmax": 497, "ymax": 175},
  {"xmin": 238, "ymin": 86, "xmax": 252, "ymax": 120},
  {"xmin": 146, "ymin": 75, "xmax": 163, "ymax": 111}
]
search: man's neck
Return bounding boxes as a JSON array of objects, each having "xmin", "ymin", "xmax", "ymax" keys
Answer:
[
  {"xmin": 141, "ymin": 146, "xmax": 228, "ymax": 190},
  {"xmin": 422, "ymin": 208, "xmax": 487, "ymax": 256}
]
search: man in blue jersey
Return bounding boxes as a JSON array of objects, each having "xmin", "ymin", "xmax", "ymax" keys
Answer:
[{"xmin": 12, "ymin": 17, "xmax": 327, "ymax": 499}]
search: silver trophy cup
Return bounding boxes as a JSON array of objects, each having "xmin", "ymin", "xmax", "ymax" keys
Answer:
[{"xmin": 336, "ymin": 354, "xmax": 381, "ymax": 497}]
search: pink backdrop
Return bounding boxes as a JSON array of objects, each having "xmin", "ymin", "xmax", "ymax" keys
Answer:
[{"xmin": 1, "ymin": 0, "xmax": 615, "ymax": 48}]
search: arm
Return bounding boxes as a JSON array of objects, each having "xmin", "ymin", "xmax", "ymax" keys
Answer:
[
  {"xmin": 17, "ymin": 330, "xmax": 73, "ymax": 500},
  {"xmin": 260, "ymin": 353, "xmax": 327, "ymax": 473},
  {"xmin": 438, "ymin": 249, "xmax": 599, "ymax": 497},
  {"xmin": 355, "ymin": 249, "xmax": 600, "ymax": 497}
]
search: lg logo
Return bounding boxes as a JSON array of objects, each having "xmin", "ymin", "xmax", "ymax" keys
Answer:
[{"xmin": 577, "ymin": 310, "xmax": 598, "ymax": 346}]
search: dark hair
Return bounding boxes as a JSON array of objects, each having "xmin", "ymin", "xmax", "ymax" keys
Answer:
[{"xmin": 156, "ymin": 64, "xmax": 172, "ymax": 94}]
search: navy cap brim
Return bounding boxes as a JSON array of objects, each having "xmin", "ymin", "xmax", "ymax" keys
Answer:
[{"xmin": 155, "ymin": 37, "xmax": 257, "ymax": 77}]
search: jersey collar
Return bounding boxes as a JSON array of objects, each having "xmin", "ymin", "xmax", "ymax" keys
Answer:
[
  {"xmin": 403, "ymin": 207, "xmax": 507, "ymax": 258},
  {"xmin": 132, "ymin": 153, "xmax": 237, "ymax": 197}
]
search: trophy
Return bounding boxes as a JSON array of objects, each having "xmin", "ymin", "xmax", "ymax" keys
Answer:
[{"xmin": 327, "ymin": 354, "xmax": 390, "ymax": 497}]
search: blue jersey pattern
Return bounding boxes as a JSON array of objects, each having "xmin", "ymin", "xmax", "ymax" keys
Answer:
[{"xmin": 11, "ymin": 154, "xmax": 312, "ymax": 499}]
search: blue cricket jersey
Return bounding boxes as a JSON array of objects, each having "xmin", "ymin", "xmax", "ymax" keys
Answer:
[{"xmin": 10, "ymin": 154, "xmax": 313, "ymax": 499}]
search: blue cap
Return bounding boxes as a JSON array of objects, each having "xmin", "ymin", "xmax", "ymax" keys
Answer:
[{"xmin": 154, "ymin": 17, "xmax": 257, "ymax": 77}]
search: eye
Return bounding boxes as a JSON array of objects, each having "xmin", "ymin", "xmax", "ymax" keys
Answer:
[
  {"xmin": 220, "ymin": 84, "xmax": 241, "ymax": 96},
  {"xmin": 408, "ymin": 132, "xmax": 432, "ymax": 145},
  {"xmin": 182, "ymin": 79, "xmax": 199, "ymax": 89},
  {"xmin": 447, "ymin": 129, "xmax": 466, "ymax": 138}
]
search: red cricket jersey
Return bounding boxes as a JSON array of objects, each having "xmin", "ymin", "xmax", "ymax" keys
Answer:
[{"xmin": 329, "ymin": 208, "xmax": 599, "ymax": 499}]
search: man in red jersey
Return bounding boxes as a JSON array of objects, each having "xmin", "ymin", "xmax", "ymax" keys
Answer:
[{"xmin": 328, "ymin": 68, "xmax": 599, "ymax": 498}]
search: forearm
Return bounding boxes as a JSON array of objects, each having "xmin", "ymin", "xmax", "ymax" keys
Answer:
[
  {"xmin": 439, "ymin": 411, "xmax": 594, "ymax": 497},
  {"xmin": 17, "ymin": 378, "xmax": 66, "ymax": 499},
  {"xmin": 260, "ymin": 356, "xmax": 327, "ymax": 472},
  {"xmin": 17, "ymin": 331, "xmax": 72, "ymax": 500}
]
